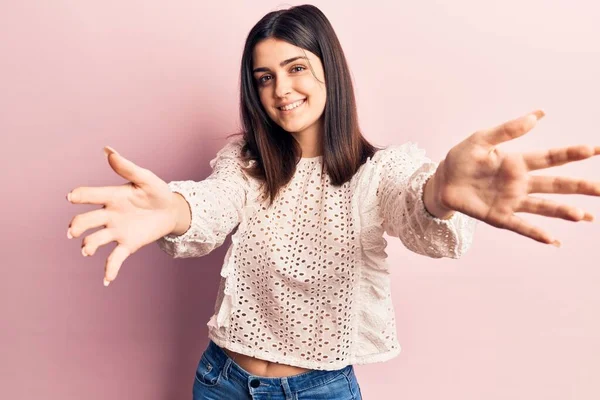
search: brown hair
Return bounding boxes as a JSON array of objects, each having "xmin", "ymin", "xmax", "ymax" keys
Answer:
[{"xmin": 230, "ymin": 4, "xmax": 381, "ymax": 205}]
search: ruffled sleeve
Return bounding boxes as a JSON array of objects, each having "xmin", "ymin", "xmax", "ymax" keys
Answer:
[
  {"xmin": 377, "ymin": 143, "xmax": 477, "ymax": 259},
  {"xmin": 156, "ymin": 139, "xmax": 250, "ymax": 258}
]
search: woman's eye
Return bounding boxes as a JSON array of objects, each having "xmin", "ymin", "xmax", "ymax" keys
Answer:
[{"xmin": 258, "ymin": 65, "xmax": 306, "ymax": 85}]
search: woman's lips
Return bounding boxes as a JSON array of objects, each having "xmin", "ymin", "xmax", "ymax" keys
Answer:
[{"xmin": 278, "ymin": 99, "xmax": 306, "ymax": 115}]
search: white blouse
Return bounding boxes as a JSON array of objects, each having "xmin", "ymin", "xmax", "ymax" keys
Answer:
[{"xmin": 157, "ymin": 138, "xmax": 477, "ymax": 371}]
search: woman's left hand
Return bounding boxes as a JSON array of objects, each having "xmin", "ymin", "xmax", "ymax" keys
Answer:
[{"xmin": 434, "ymin": 109, "xmax": 600, "ymax": 246}]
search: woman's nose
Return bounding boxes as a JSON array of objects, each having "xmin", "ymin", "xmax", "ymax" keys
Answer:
[{"xmin": 274, "ymin": 76, "xmax": 292, "ymax": 98}]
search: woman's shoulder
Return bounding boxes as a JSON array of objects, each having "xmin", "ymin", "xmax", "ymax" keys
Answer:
[
  {"xmin": 215, "ymin": 136, "xmax": 246, "ymax": 154},
  {"xmin": 357, "ymin": 142, "xmax": 428, "ymax": 176},
  {"xmin": 210, "ymin": 136, "xmax": 254, "ymax": 167},
  {"xmin": 372, "ymin": 141, "xmax": 426, "ymax": 162}
]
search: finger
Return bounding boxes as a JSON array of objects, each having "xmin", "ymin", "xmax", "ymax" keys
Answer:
[
  {"xmin": 478, "ymin": 109, "xmax": 545, "ymax": 147},
  {"xmin": 68, "ymin": 186, "xmax": 121, "ymax": 206},
  {"xmin": 81, "ymin": 228, "xmax": 116, "ymax": 257},
  {"xmin": 68, "ymin": 208, "xmax": 110, "ymax": 238},
  {"xmin": 528, "ymin": 175, "xmax": 600, "ymax": 196},
  {"xmin": 105, "ymin": 147, "xmax": 155, "ymax": 189},
  {"xmin": 523, "ymin": 145, "xmax": 600, "ymax": 171},
  {"xmin": 104, "ymin": 244, "xmax": 131, "ymax": 286},
  {"xmin": 502, "ymin": 213, "xmax": 561, "ymax": 247},
  {"xmin": 516, "ymin": 196, "xmax": 594, "ymax": 222}
]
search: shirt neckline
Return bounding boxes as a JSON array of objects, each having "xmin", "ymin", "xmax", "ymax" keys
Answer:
[{"xmin": 300, "ymin": 155, "xmax": 323, "ymax": 160}]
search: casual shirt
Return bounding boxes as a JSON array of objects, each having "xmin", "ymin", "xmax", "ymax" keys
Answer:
[{"xmin": 157, "ymin": 138, "xmax": 477, "ymax": 371}]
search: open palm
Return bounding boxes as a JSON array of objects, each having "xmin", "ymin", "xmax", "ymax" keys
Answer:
[
  {"xmin": 437, "ymin": 110, "xmax": 600, "ymax": 246},
  {"xmin": 67, "ymin": 147, "xmax": 179, "ymax": 286}
]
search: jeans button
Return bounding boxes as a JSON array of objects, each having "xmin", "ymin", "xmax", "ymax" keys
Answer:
[{"xmin": 250, "ymin": 378, "xmax": 260, "ymax": 388}]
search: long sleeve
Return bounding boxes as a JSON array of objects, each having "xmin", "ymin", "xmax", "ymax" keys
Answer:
[
  {"xmin": 377, "ymin": 143, "xmax": 477, "ymax": 259},
  {"xmin": 156, "ymin": 139, "xmax": 250, "ymax": 258}
]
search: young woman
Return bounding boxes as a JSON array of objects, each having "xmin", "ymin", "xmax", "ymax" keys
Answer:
[{"xmin": 66, "ymin": 4, "xmax": 600, "ymax": 399}]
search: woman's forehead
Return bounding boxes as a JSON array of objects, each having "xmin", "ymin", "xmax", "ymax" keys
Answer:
[{"xmin": 253, "ymin": 38, "xmax": 316, "ymax": 67}]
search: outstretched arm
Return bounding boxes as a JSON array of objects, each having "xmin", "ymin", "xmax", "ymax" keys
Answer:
[
  {"xmin": 378, "ymin": 143, "xmax": 478, "ymax": 259},
  {"xmin": 156, "ymin": 139, "xmax": 249, "ymax": 258}
]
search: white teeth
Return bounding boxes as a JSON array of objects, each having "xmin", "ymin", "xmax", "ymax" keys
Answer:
[{"xmin": 279, "ymin": 99, "xmax": 304, "ymax": 111}]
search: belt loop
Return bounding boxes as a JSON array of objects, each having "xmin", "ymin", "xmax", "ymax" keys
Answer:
[
  {"xmin": 222, "ymin": 358, "xmax": 233, "ymax": 380},
  {"xmin": 281, "ymin": 377, "xmax": 295, "ymax": 400}
]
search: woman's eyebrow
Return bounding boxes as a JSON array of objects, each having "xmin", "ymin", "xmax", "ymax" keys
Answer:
[{"xmin": 253, "ymin": 56, "xmax": 309, "ymax": 74}]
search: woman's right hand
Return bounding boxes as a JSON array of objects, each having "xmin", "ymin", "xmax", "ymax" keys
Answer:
[{"xmin": 67, "ymin": 146, "xmax": 182, "ymax": 286}]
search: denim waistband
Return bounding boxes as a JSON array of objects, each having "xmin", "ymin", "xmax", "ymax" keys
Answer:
[{"xmin": 205, "ymin": 339, "xmax": 353, "ymax": 394}]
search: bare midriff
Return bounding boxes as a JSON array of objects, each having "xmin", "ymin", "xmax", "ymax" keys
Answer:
[{"xmin": 221, "ymin": 346, "xmax": 313, "ymax": 378}]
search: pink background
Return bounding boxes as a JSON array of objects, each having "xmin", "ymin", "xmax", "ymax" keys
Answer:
[{"xmin": 2, "ymin": 1, "xmax": 599, "ymax": 399}]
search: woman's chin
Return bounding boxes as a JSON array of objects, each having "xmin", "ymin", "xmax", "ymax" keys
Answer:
[{"xmin": 279, "ymin": 121, "xmax": 304, "ymax": 133}]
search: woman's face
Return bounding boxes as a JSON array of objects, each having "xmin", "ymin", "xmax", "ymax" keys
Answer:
[{"xmin": 252, "ymin": 38, "xmax": 326, "ymax": 138}]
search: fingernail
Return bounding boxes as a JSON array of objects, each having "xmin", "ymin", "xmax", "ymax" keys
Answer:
[
  {"xmin": 104, "ymin": 146, "xmax": 119, "ymax": 158},
  {"xmin": 67, "ymin": 229, "xmax": 73, "ymax": 239},
  {"xmin": 66, "ymin": 192, "xmax": 71, "ymax": 202},
  {"xmin": 81, "ymin": 247, "xmax": 88, "ymax": 257},
  {"xmin": 103, "ymin": 278, "xmax": 110, "ymax": 287},
  {"xmin": 533, "ymin": 109, "xmax": 546, "ymax": 120},
  {"xmin": 551, "ymin": 240, "xmax": 561, "ymax": 248}
]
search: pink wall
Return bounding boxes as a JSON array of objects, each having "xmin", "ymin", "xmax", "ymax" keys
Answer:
[{"xmin": 2, "ymin": 1, "xmax": 599, "ymax": 399}]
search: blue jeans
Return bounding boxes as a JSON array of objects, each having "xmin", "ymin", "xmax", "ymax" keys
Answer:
[{"xmin": 193, "ymin": 340, "xmax": 363, "ymax": 399}]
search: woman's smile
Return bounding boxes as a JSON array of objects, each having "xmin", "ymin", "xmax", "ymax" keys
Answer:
[{"xmin": 278, "ymin": 98, "xmax": 306, "ymax": 115}]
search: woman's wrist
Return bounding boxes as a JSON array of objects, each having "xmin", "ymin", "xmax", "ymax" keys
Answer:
[
  {"xmin": 423, "ymin": 161, "xmax": 455, "ymax": 220},
  {"xmin": 170, "ymin": 192, "xmax": 192, "ymax": 236}
]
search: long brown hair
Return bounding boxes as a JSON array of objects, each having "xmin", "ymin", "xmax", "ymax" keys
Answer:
[{"xmin": 230, "ymin": 4, "xmax": 381, "ymax": 205}]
